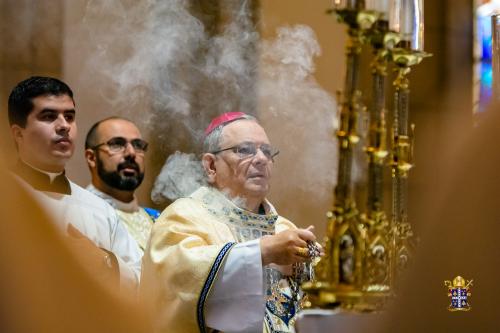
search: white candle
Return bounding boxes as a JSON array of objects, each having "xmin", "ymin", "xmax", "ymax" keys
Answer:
[
  {"xmin": 366, "ymin": 0, "xmax": 390, "ymax": 17},
  {"xmin": 389, "ymin": 0, "xmax": 401, "ymax": 32},
  {"xmin": 379, "ymin": 0, "xmax": 390, "ymax": 14},
  {"xmin": 334, "ymin": 0, "xmax": 364, "ymax": 9},
  {"xmin": 333, "ymin": 0, "xmax": 343, "ymax": 9},
  {"xmin": 389, "ymin": 0, "xmax": 424, "ymax": 50},
  {"xmin": 333, "ymin": 0, "xmax": 348, "ymax": 9},
  {"xmin": 400, "ymin": 0, "xmax": 414, "ymax": 35}
]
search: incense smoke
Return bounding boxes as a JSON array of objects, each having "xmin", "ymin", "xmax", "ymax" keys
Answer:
[
  {"xmin": 80, "ymin": 1, "xmax": 338, "ymax": 213},
  {"xmin": 151, "ymin": 151, "xmax": 206, "ymax": 202},
  {"xmin": 257, "ymin": 25, "xmax": 338, "ymax": 212},
  {"xmin": 82, "ymin": 0, "xmax": 258, "ymax": 135}
]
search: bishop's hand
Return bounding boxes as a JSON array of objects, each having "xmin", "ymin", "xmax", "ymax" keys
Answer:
[{"xmin": 260, "ymin": 226, "xmax": 318, "ymax": 266}]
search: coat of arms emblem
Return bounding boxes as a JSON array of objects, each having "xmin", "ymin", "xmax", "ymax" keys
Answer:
[{"xmin": 444, "ymin": 276, "xmax": 472, "ymax": 311}]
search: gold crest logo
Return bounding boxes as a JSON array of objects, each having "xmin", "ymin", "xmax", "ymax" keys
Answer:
[{"xmin": 444, "ymin": 276, "xmax": 472, "ymax": 311}]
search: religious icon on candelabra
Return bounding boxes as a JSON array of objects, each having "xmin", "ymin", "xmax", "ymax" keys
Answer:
[{"xmin": 339, "ymin": 233, "xmax": 355, "ymax": 284}]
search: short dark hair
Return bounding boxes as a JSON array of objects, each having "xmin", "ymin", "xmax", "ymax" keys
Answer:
[
  {"xmin": 85, "ymin": 116, "xmax": 133, "ymax": 149},
  {"xmin": 8, "ymin": 76, "xmax": 74, "ymax": 127}
]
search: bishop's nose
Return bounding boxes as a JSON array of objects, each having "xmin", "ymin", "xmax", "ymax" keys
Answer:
[{"xmin": 254, "ymin": 147, "xmax": 270, "ymax": 164}]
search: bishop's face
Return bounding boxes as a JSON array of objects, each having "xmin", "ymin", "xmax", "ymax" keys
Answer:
[
  {"xmin": 210, "ymin": 120, "xmax": 274, "ymax": 204},
  {"xmin": 12, "ymin": 94, "xmax": 77, "ymax": 172}
]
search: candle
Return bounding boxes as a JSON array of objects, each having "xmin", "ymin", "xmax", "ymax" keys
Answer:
[
  {"xmin": 389, "ymin": 0, "xmax": 424, "ymax": 50},
  {"xmin": 366, "ymin": 0, "xmax": 390, "ymax": 18},
  {"xmin": 333, "ymin": 0, "xmax": 365, "ymax": 10},
  {"xmin": 333, "ymin": 0, "xmax": 347, "ymax": 9}
]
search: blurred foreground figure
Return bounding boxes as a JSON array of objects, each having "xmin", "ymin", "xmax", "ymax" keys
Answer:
[
  {"xmin": 374, "ymin": 107, "xmax": 500, "ymax": 332},
  {"xmin": 85, "ymin": 117, "xmax": 159, "ymax": 253},
  {"xmin": 7, "ymin": 76, "xmax": 142, "ymax": 291},
  {"xmin": 0, "ymin": 164, "xmax": 150, "ymax": 333},
  {"xmin": 300, "ymin": 108, "xmax": 500, "ymax": 332},
  {"xmin": 142, "ymin": 112, "xmax": 321, "ymax": 333}
]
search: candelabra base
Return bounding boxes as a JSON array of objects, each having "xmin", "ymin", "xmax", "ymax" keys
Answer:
[{"xmin": 302, "ymin": 281, "xmax": 392, "ymax": 312}]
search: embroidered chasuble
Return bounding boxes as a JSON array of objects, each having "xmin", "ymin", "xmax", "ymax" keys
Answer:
[{"xmin": 141, "ymin": 186, "xmax": 308, "ymax": 333}]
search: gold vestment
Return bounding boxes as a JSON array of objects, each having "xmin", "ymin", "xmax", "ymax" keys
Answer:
[{"xmin": 141, "ymin": 186, "xmax": 304, "ymax": 333}]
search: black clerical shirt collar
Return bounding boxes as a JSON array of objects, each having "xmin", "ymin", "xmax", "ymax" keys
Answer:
[{"xmin": 13, "ymin": 160, "xmax": 72, "ymax": 195}]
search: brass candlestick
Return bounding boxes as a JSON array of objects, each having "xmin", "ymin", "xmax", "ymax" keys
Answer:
[
  {"xmin": 303, "ymin": 0, "xmax": 430, "ymax": 312},
  {"xmin": 302, "ymin": 4, "xmax": 382, "ymax": 310},
  {"xmin": 390, "ymin": 45, "xmax": 430, "ymax": 279},
  {"xmin": 358, "ymin": 20, "xmax": 399, "ymax": 307}
]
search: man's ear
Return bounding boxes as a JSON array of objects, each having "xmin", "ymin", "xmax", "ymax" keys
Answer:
[
  {"xmin": 10, "ymin": 125, "xmax": 23, "ymax": 146},
  {"xmin": 201, "ymin": 153, "xmax": 217, "ymax": 184},
  {"xmin": 84, "ymin": 149, "xmax": 97, "ymax": 169}
]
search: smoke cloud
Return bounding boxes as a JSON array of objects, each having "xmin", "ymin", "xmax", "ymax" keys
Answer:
[
  {"xmin": 151, "ymin": 151, "xmax": 206, "ymax": 203},
  {"xmin": 257, "ymin": 25, "xmax": 338, "ymax": 208},
  {"xmin": 80, "ymin": 1, "xmax": 339, "ymax": 214},
  {"xmin": 82, "ymin": 0, "xmax": 259, "ymax": 138},
  {"xmin": 82, "ymin": 0, "xmax": 205, "ymax": 123}
]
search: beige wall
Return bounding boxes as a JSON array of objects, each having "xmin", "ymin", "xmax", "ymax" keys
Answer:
[
  {"xmin": 0, "ymin": 0, "xmax": 64, "ymax": 162},
  {"xmin": 63, "ymin": 0, "xmax": 101, "ymax": 185}
]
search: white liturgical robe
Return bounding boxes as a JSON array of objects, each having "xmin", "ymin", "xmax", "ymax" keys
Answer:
[{"xmin": 12, "ymin": 161, "xmax": 142, "ymax": 291}]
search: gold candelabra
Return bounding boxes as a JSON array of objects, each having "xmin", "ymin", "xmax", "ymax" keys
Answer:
[
  {"xmin": 303, "ymin": 0, "xmax": 430, "ymax": 311},
  {"xmin": 390, "ymin": 44, "xmax": 430, "ymax": 277}
]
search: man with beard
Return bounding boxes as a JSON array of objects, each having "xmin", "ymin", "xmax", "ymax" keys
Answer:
[
  {"xmin": 85, "ymin": 117, "xmax": 159, "ymax": 253},
  {"xmin": 7, "ymin": 76, "xmax": 142, "ymax": 292}
]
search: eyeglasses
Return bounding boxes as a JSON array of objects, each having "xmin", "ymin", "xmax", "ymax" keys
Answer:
[
  {"xmin": 211, "ymin": 142, "xmax": 279, "ymax": 161},
  {"xmin": 91, "ymin": 137, "xmax": 149, "ymax": 154}
]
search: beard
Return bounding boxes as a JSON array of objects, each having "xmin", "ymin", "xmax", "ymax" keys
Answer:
[{"xmin": 96, "ymin": 156, "xmax": 144, "ymax": 191}]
